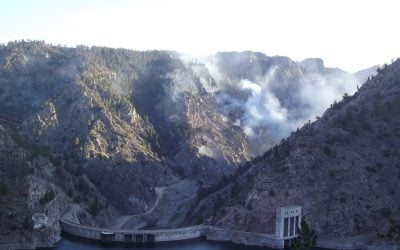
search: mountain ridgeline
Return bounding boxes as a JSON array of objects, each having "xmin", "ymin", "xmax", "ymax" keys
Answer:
[{"xmin": 0, "ymin": 41, "xmax": 380, "ymax": 247}]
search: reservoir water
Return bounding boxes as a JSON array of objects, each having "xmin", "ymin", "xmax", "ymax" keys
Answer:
[{"xmin": 54, "ymin": 234, "xmax": 269, "ymax": 250}]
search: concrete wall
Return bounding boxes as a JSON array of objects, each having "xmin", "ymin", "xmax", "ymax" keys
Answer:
[
  {"xmin": 60, "ymin": 219, "xmax": 210, "ymax": 243},
  {"xmin": 154, "ymin": 227, "xmax": 209, "ymax": 241},
  {"xmin": 206, "ymin": 227, "xmax": 284, "ymax": 249},
  {"xmin": 61, "ymin": 219, "xmax": 283, "ymax": 247},
  {"xmin": 60, "ymin": 204, "xmax": 287, "ymax": 248},
  {"xmin": 316, "ymin": 234, "xmax": 378, "ymax": 250},
  {"xmin": 61, "ymin": 220, "xmax": 101, "ymax": 240}
]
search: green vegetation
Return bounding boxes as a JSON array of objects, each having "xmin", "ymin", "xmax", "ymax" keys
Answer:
[
  {"xmin": 366, "ymin": 165, "xmax": 377, "ymax": 173},
  {"xmin": 292, "ymin": 219, "xmax": 317, "ymax": 250},
  {"xmin": 383, "ymin": 149, "xmax": 392, "ymax": 158},
  {"xmin": 67, "ymin": 189, "xmax": 73, "ymax": 197},
  {"xmin": 51, "ymin": 155, "xmax": 63, "ymax": 167},
  {"xmin": 323, "ymin": 145, "xmax": 336, "ymax": 157},
  {"xmin": 9, "ymin": 130, "xmax": 50, "ymax": 160},
  {"xmin": 0, "ymin": 182, "xmax": 8, "ymax": 195},
  {"xmin": 387, "ymin": 219, "xmax": 400, "ymax": 244},
  {"xmin": 382, "ymin": 207, "xmax": 393, "ymax": 218},
  {"xmin": 89, "ymin": 198, "xmax": 101, "ymax": 216},
  {"xmin": 197, "ymin": 163, "xmax": 251, "ymax": 200},
  {"xmin": 23, "ymin": 216, "xmax": 33, "ymax": 230},
  {"xmin": 378, "ymin": 209, "xmax": 400, "ymax": 245},
  {"xmin": 39, "ymin": 189, "xmax": 56, "ymax": 205},
  {"xmin": 73, "ymin": 195, "xmax": 81, "ymax": 203},
  {"xmin": 230, "ymin": 181, "xmax": 242, "ymax": 197},
  {"xmin": 214, "ymin": 194, "xmax": 224, "ymax": 210},
  {"xmin": 269, "ymin": 188, "xmax": 276, "ymax": 196},
  {"xmin": 76, "ymin": 177, "xmax": 90, "ymax": 193}
]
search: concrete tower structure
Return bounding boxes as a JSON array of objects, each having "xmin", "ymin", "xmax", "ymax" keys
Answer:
[{"xmin": 275, "ymin": 205, "xmax": 301, "ymax": 239}]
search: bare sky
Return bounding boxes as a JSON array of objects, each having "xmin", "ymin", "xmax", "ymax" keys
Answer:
[{"xmin": 1, "ymin": 0, "xmax": 399, "ymax": 72}]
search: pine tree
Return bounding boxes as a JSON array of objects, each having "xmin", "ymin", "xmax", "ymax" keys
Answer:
[
  {"xmin": 0, "ymin": 182, "xmax": 8, "ymax": 195},
  {"xmin": 292, "ymin": 219, "xmax": 317, "ymax": 250},
  {"xmin": 387, "ymin": 218, "xmax": 400, "ymax": 245}
]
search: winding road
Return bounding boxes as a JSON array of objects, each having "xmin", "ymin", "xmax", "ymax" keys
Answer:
[
  {"xmin": 61, "ymin": 203, "xmax": 82, "ymax": 223},
  {"xmin": 120, "ymin": 180, "xmax": 197, "ymax": 229},
  {"xmin": 111, "ymin": 186, "xmax": 166, "ymax": 229}
]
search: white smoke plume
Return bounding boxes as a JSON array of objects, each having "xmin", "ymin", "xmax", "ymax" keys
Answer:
[{"xmin": 174, "ymin": 52, "xmax": 378, "ymax": 156}]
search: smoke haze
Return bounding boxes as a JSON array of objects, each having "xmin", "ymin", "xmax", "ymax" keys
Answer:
[{"xmin": 185, "ymin": 52, "xmax": 378, "ymax": 155}]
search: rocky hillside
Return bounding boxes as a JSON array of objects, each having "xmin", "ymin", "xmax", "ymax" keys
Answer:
[
  {"xmin": 0, "ymin": 41, "xmax": 377, "ymax": 248},
  {"xmin": 0, "ymin": 41, "xmax": 249, "ymax": 247},
  {"xmin": 0, "ymin": 124, "xmax": 121, "ymax": 248},
  {"xmin": 190, "ymin": 59, "xmax": 400, "ymax": 241}
]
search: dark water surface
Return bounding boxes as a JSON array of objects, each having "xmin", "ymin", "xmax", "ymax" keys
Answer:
[{"xmin": 54, "ymin": 234, "xmax": 269, "ymax": 250}]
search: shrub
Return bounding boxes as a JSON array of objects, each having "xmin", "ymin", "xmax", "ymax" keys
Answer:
[
  {"xmin": 52, "ymin": 155, "xmax": 62, "ymax": 167},
  {"xmin": 231, "ymin": 182, "xmax": 241, "ymax": 197},
  {"xmin": 323, "ymin": 146, "xmax": 333, "ymax": 156},
  {"xmin": 387, "ymin": 219, "xmax": 400, "ymax": 244},
  {"xmin": 89, "ymin": 198, "xmax": 101, "ymax": 216},
  {"xmin": 67, "ymin": 189, "xmax": 73, "ymax": 197},
  {"xmin": 383, "ymin": 150, "xmax": 391, "ymax": 158},
  {"xmin": 361, "ymin": 121, "xmax": 371, "ymax": 131},
  {"xmin": 269, "ymin": 188, "xmax": 276, "ymax": 196},
  {"xmin": 39, "ymin": 189, "xmax": 56, "ymax": 205},
  {"xmin": 23, "ymin": 216, "xmax": 33, "ymax": 230},
  {"xmin": 382, "ymin": 207, "xmax": 392, "ymax": 218},
  {"xmin": 292, "ymin": 219, "xmax": 317, "ymax": 250},
  {"xmin": 0, "ymin": 182, "xmax": 8, "ymax": 195},
  {"xmin": 366, "ymin": 166, "xmax": 377, "ymax": 173},
  {"xmin": 76, "ymin": 178, "xmax": 89, "ymax": 192},
  {"xmin": 73, "ymin": 195, "xmax": 81, "ymax": 203},
  {"xmin": 214, "ymin": 194, "xmax": 224, "ymax": 209}
]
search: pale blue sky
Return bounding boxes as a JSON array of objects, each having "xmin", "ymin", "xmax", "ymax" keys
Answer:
[{"xmin": 1, "ymin": 0, "xmax": 400, "ymax": 72}]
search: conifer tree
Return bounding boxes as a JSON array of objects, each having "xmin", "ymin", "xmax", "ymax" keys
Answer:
[{"xmin": 292, "ymin": 218, "xmax": 317, "ymax": 250}]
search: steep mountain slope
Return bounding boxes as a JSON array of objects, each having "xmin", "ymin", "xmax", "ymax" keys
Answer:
[
  {"xmin": 0, "ymin": 125, "xmax": 119, "ymax": 248},
  {"xmin": 0, "ymin": 41, "xmax": 378, "ymax": 248},
  {"xmin": 190, "ymin": 60, "xmax": 400, "ymax": 241},
  {"xmin": 0, "ymin": 41, "xmax": 250, "ymax": 247}
]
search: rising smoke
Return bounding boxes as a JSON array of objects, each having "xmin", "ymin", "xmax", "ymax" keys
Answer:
[{"xmin": 190, "ymin": 52, "xmax": 377, "ymax": 156}]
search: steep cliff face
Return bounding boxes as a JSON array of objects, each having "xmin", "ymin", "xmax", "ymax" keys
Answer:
[
  {"xmin": 191, "ymin": 60, "xmax": 400, "ymax": 239},
  {"xmin": 127, "ymin": 58, "xmax": 250, "ymax": 182}
]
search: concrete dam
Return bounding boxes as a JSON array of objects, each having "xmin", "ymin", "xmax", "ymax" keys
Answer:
[
  {"xmin": 61, "ymin": 218, "xmax": 210, "ymax": 243},
  {"xmin": 59, "ymin": 204, "xmax": 288, "ymax": 248},
  {"xmin": 60, "ymin": 203, "xmax": 383, "ymax": 249},
  {"xmin": 60, "ymin": 218, "xmax": 285, "ymax": 248}
]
